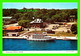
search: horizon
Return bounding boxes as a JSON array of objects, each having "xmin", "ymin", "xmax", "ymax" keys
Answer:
[{"xmin": 3, "ymin": 3, "xmax": 77, "ymax": 9}]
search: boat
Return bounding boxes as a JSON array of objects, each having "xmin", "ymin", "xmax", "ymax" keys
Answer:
[
  {"xmin": 62, "ymin": 37, "xmax": 77, "ymax": 40},
  {"xmin": 24, "ymin": 34, "xmax": 56, "ymax": 41}
]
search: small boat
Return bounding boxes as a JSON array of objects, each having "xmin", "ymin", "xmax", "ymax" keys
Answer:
[
  {"xmin": 25, "ymin": 34, "xmax": 56, "ymax": 41},
  {"xmin": 63, "ymin": 37, "xmax": 70, "ymax": 40},
  {"xmin": 63, "ymin": 37, "xmax": 77, "ymax": 40}
]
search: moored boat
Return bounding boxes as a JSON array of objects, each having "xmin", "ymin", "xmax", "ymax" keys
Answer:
[{"xmin": 25, "ymin": 34, "xmax": 56, "ymax": 41}]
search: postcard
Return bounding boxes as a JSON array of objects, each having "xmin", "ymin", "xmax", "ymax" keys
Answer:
[{"xmin": 3, "ymin": 3, "xmax": 77, "ymax": 53}]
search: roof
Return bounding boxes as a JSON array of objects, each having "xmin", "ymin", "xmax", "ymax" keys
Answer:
[
  {"xmin": 67, "ymin": 22, "xmax": 76, "ymax": 25},
  {"xmin": 3, "ymin": 17, "xmax": 12, "ymax": 19},
  {"xmin": 4, "ymin": 26, "xmax": 22, "ymax": 30},
  {"xmin": 30, "ymin": 19, "xmax": 43, "ymax": 23},
  {"xmin": 7, "ymin": 32, "xmax": 19, "ymax": 34}
]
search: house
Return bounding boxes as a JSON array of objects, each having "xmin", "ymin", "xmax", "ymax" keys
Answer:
[
  {"xmin": 30, "ymin": 19, "xmax": 47, "ymax": 28},
  {"xmin": 3, "ymin": 26, "xmax": 24, "ymax": 37},
  {"xmin": 70, "ymin": 15, "xmax": 76, "ymax": 22},
  {"xmin": 6, "ymin": 32, "xmax": 19, "ymax": 37},
  {"xmin": 47, "ymin": 30, "xmax": 55, "ymax": 34},
  {"xmin": 3, "ymin": 17, "xmax": 12, "ymax": 20},
  {"xmin": 3, "ymin": 17, "xmax": 16, "ymax": 25}
]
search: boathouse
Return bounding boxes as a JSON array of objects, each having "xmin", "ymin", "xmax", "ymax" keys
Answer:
[
  {"xmin": 3, "ymin": 26, "xmax": 24, "ymax": 37},
  {"xmin": 6, "ymin": 32, "xmax": 19, "ymax": 37}
]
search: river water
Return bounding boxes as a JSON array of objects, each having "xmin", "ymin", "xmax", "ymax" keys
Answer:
[{"xmin": 3, "ymin": 39, "xmax": 77, "ymax": 51}]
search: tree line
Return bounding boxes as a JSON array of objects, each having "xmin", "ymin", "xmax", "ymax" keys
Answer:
[
  {"xmin": 3, "ymin": 8, "xmax": 77, "ymax": 27},
  {"xmin": 3, "ymin": 8, "xmax": 77, "ymax": 22}
]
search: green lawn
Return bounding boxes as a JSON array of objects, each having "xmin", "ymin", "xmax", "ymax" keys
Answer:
[{"xmin": 48, "ymin": 32, "xmax": 76, "ymax": 37}]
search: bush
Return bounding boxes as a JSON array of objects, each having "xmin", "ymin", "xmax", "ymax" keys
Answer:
[{"xmin": 71, "ymin": 24, "xmax": 77, "ymax": 34}]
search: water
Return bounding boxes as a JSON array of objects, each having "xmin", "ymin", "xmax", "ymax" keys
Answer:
[{"xmin": 3, "ymin": 39, "xmax": 77, "ymax": 51}]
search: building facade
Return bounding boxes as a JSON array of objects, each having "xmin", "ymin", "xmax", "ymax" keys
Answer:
[
  {"xmin": 3, "ymin": 26, "xmax": 24, "ymax": 37},
  {"xmin": 30, "ymin": 19, "xmax": 46, "ymax": 28}
]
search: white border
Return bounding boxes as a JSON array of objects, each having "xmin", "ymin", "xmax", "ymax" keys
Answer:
[{"xmin": 3, "ymin": 51, "xmax": 77, "ymax": 54}]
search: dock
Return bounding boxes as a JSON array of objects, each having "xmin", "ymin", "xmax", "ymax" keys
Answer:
[
  {"xmin": 52, "ymin": 36, "xmax": 77, "ymax": 40},
  {"xmin": 3, "ymin": 36, "xmax": 77, "ymax": 40},
  {"xmin": 3, "ymin": 36, "xmax": 24, "ymax": 39}
]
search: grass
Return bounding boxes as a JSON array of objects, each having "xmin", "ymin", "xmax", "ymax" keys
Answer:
[
  {"xmin": 29, "ymin": 31, "xmax": 76, "ymax": 37},
  {"xmin": 19, "ymin": 30, "xmax": 28, "ymax": 34},
  {"xmin": 19, "ymin": 30, "xmax": 76, "ymax": 37},
  {"xmin": 48, "ymin": 32, "xmax": 76, "ymax": 37},
  {"xmin": 28, "ymin": 31, "xmax": 46, "ymax": 33}
]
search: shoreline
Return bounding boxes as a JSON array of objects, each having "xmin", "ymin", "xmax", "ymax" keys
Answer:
[{"xmin": 3, "ymin": 36, "xmax": 77, "ymax": 40}]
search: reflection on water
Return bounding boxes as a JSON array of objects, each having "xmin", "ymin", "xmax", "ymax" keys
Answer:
[{"xmin": 3, "ymin": 39, "xmax": 77, "ymax": 51}]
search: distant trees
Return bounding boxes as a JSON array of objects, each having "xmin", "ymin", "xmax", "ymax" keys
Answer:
[
  {"xmin": 3, "ymin": 9, "xmax": 17, "ymax": 16},
  {"xmin": 3, "ymin": 8, "xmax": 77, "ymax": 27},
  {"xmin": 71, "ymin": 24, "xmax": 77, "ymax": 34},
  {"xmin": 3, "ymin": 8, "xmax": 77, "ymax": 23},
  {"xmin": 12, "ymin": 13, "xmax": 22, "ymax": 21}
]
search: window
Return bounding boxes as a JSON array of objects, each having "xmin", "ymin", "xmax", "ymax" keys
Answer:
[
  {"xmin": 12, "ymin": 34, "xmax": 16, "ymax": 36},
  {"xmin": 7, "ymin": 34, "xmax": 8, "ymax": 36}
]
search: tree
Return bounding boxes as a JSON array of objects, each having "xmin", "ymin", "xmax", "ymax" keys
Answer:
[
  {"xmin": 18, "ymin": 20, "xmax": 30, "ymax": 28},
  {"xmin": 3, "ymin": 31, "xmax": 7, "ymax": 36},
  {"xmin": 71, "ymin": 24, "xmax": 77, "ymax": 34},
  {"xmin": 12, "ymin": 13, "xmax": 22, "ymax": 21},
  {"xmin": 23, "ymin": 12, "xmax": 33, "ymax": 20},
  {"xmin": 51, "ymin": 14, "xmax": 60, "ymax": 22},
  {"xmin": 3, "ymin": 9, "xmax": 17, "ymax": 16}
]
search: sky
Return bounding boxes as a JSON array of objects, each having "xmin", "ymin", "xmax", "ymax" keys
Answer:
[{"xmin": 3, "ymin": 3, "xmax": 77, "ymax": 9}]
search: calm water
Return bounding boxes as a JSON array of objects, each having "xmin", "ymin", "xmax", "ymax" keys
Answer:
[{"xmin": 3, "ymin": 39, "xmax": 77, "ymax": 51}]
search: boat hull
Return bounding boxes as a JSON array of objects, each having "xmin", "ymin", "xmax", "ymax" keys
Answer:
[{"xmin": 26, "ymin": 38, "xmax": 55, "ymax": 41}]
